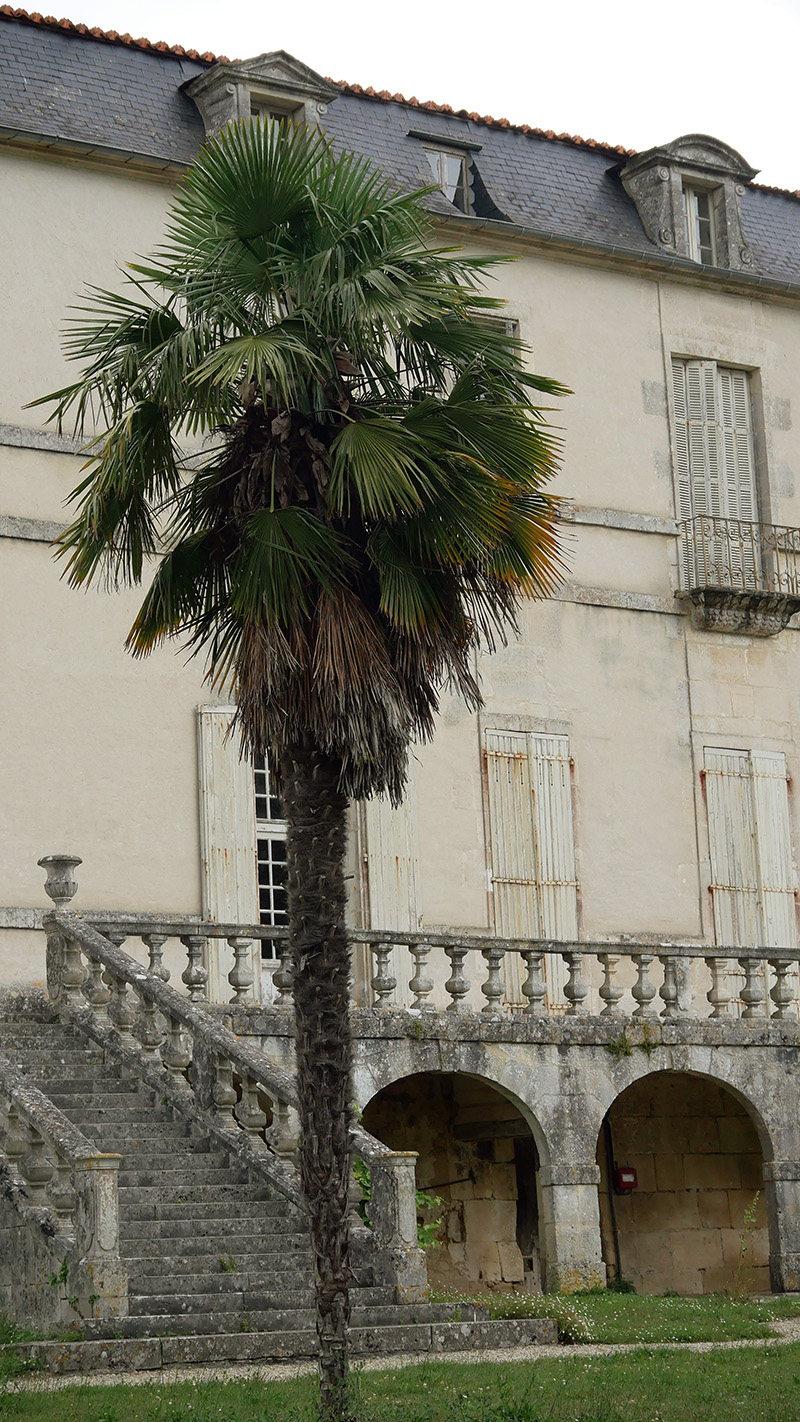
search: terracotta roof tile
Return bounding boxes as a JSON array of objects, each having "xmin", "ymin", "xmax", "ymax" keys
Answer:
[{"xmin": 0, "ymin": 5, "xmax": 224, "ymax": 62}]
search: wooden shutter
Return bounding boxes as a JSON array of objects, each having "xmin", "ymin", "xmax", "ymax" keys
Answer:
[
  {"xmin": 364, "ymin": 773, "xmax": 422, "ymax": 1007},
  {"xmin": 751, "ymin": 751, "xmax": 796, "ymax": 948},
  {"xmin": 485, "ymin": 730, "xmax": 578, "ymax": 1006},
  {"xmin": 197, "ymin": 706, "xmax": 260, "ymax": 1001},
  {"xmin": 673, "ymin": 359, "xmax": 722, "ymax": 584},
  {"xmin": 704, "ymin": 748, "xmax": 761, "ymax": 948},
  {"xmin": 717, "ymin": 367, "xmax": 759, "ymax": 586}
]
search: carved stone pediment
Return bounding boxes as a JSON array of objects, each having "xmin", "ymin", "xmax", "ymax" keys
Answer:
[
  {"xmin": 619, "ymin": 133, "xmax": 758, "ymax": 271},
  {"xmin": 184, "ymin": 51, "xmax": 340, "ymax": 138},
  {"xmin": 676, "ymin": 589, "xmax": 800, "ymax": 637}
]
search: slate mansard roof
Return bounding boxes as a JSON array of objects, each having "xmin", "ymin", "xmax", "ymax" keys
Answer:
[{"xmin": 1, "ymin": 8, "xmax": 800, "ymax": 287}]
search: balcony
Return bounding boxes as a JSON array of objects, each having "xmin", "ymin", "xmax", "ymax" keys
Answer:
[{"xmin": 676, "ymin": 516, "xmax": 800, "ymax": 635}]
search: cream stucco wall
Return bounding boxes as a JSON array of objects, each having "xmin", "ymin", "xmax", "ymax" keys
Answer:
[{"xmin": 3, "ymin": 145, "xmax": 800, "ymax": 991}]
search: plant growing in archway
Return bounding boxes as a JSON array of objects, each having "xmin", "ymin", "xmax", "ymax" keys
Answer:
[{"xmin": 37, "ymin": 118, "xmax": 566, "ymax": 1418}]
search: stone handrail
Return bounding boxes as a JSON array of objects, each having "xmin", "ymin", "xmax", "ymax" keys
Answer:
[
  {"xmin": 41, "ymin": 877, "xmax": 424, "ymax": 1292},
  {"xmin": 79, "ymin": 918, "xmax": 800, "ymax": 1023},
  {"xmin": 0, "ymin": 1050, "xmax": 126, "ymax": 1319}
]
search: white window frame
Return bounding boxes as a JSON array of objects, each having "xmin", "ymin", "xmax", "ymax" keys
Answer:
[
  {"xmin": 423, "ymin": 145, "xmax": 472, "ymax": 214},
  {"xmin": 254, "ymin": 755, "xmax": 288, "ymax": 962},
  {"xmin": 683, "ymin": 183, "xmax": 719, "ymax": 265}
]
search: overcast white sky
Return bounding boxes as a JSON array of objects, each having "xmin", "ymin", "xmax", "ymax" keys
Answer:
[{"xmin": 65, "ymin": 0, "xmax": 800, "ymax": 191}]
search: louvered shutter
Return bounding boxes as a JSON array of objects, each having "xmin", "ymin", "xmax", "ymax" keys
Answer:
[
  {"xmin": 717, "ymin": 367, "xmax": 759, "ymax": 586},
  {"xmin": 485, "ymin": 730, "xmax": 578, "ymax": 1007},
  {"xmin": 197, "ymin": 705, "xmax": 260, "ymax": 1001},
  {"xmin": 673, "ymin": 359, "xmax": 723, "ymax": 583},
  {"xmin": 364, "ymin": 774, "xmax": 422, "ymax": 1007},
  {"xmin": 704, "ymin": 748, "xmax": 762, "ymax": 948},
  {"xmin": 751, "ymin": 751, "xmax": 796, "ymax": 948}
]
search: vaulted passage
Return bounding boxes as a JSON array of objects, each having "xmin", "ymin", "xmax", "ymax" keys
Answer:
[
  {"xmin": 363, "ymin": 1073, "xmax": 541, "ymax": 1292},
  {"xmin": 597, "ymin": 1072, "xmax": 768, "ymax": 1295}
]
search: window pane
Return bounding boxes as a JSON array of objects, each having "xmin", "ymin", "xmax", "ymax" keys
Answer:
[{"xmin": 426, "ymin": 150, "xmax": 441, "ymax": 184}]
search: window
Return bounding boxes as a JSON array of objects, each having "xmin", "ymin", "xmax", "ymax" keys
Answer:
[
  {"xmin": 683, "ymin": 185, "xmax": 719, "ymax": 265},
  {"xmin": 254, "ymin": 755, "xmax": 288, "ymax": 960},
  {"xmin": 704, "ymin": 748, "xmax": 796, "ymax": 949},
  {"xmin": 484, "ymin": 730, "xmax": 579, "ymax": 1006},
  {"xmin": 671, "ymin": 358, "xmax": 760, "ymax": 589},
  {"xmin": 250, "ymin": 98, "xmax": 300, "ymax": 126},
  {"xmin": 424, "ymin": 146, "xmax": 472, "ymax": 214}
]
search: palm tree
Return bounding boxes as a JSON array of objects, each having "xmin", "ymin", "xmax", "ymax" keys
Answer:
[{"xmin": 37, "ymin": 118, "xmax": 566, "ymax": 1418}]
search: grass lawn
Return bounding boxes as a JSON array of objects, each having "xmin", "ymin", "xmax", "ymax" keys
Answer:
[{"xmin": 4, "ymin": 1346, "xmax": 800, "ymax": 1421}]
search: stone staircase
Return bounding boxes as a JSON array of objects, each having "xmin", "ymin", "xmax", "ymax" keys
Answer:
[{"xmin": 1, "ymin": 1007, "xmax": 556, "ymax": 1372}]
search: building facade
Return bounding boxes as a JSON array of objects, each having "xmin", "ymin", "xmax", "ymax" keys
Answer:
[{"xmin": 3, "ymin": 10, "xmax": 800, "ymax": 1300}]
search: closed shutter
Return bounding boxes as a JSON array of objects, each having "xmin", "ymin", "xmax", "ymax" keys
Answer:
[
  {"xmin": 485, "ymin": 730, "xmax": 578, "ymax": 1007},
  {"xmin": 197, "ymin": 705, "xmax": 260, "ymax": 1001},
  {"xmin": 364, "ymin": 770, "xmax": 422, "ymax": 1007},
  {"xmin": 705, "ymin": 748, "xmax": 796, "ymax": 950},
  {"xmin": 751, "ymin": 751, "xmax": 796, "ymax": 948}
]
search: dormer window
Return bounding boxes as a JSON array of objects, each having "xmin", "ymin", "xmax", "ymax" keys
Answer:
[
  {"xmin": 250, "ymin": 96, "xmax": 301, "ymax": 126},
  {"xmin": 185, "ymin": 50, "xmax": 339, "ymax": 141},
  {"xmin": 683, "ymin": 184, "xmax": 719, "ymax": 265},
  {"xmin": 424, "ymin": 146, "xmax": 471, "ymax": 214},
  {"xmin": 620, "ymin": 135, "xmax": 757, "ymax": 273}
]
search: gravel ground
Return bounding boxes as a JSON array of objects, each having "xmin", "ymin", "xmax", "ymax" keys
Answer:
[{"xmin": 7, "ymin": 1317, "xmax": 800, "ymax": 1393}]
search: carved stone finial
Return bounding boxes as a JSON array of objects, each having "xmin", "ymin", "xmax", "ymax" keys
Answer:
[{"xmin": 38, "ymin": 855, "xmax": 82, "ymax": 907}]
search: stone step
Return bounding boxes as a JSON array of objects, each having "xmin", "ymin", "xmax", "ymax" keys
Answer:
[
  {"xmin": 48, "ymin": 1087, "xmax": 157, "ymax": 1107},
  {"xmin": 61, "ymin": 1107, "xmax": 175, "ymax": 1125},
  {"xmin": 116, "ymin": 1148, "xmax": 228, "ymax": 1172},
  {"xmin": 117, "ymin": 1183, "xmax": 264, "ymax": 1205},
  {"xmin": 118, "ymin": 1167, "xmax": 249, "ymax": 1189},
  {"xmin": 121, "ymin": 1235, "xmax": 308, "ymax": 1259},
  {"xmin": 76, "ymin": 1122, "xmax": 199, "ymax": 1143},
  {"xmin": 119, "ymin": 1200, "xmax": 291, "ymax": 1226}
]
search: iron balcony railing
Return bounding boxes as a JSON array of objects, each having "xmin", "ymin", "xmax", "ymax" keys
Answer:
[{"xmin": 678, "ymin": 516, "xmax": 800, "ymax": 597}]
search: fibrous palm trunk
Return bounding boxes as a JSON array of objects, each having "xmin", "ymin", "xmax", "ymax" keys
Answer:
[{"xmin": 282, "ymin": 737, "xmax": 354, "ymax": 1421}]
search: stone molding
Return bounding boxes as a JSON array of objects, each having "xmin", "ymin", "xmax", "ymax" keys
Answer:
[
  {"xmin": 562, "ymin": 503, "xmax": 677, "ymax": 537},
  {"xmin": 0, "ymin": 515, "xmax": 64, "ymax": 544},
  {"xmin": 0, "ymin": 422, "xmax": 82, "ymax": 455},
  {"xmin": 676, "ymin": 588, "xmax": 800, "ymax": 636}
]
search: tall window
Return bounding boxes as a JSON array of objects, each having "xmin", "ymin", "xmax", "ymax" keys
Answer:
[
  {"xmin": 484, "ymin": 730, "xmax": 579, "ymax": 1005},
  {"xmin": 704, "ymin": 748, "xmax": 796, "ymax": 949},
  {"xmin": 671, "ymin": 358, "xmax": 760, "ymax": 588},
  {"xmin": 683, "ymin": 185, "xmax": 719, "ymax": 265},
  {"xmin": 254, "ymin": 755, "xmax": 288, "ymax": 959}
]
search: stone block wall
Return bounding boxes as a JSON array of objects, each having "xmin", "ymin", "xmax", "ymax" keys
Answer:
[
  {"xmin": 362, "ymin": 1072, "xmax": 538, "ymax": 1292},
  {"xmin": 598, "ymin": 1071, "xmax": 768, "ymax": 1295}
]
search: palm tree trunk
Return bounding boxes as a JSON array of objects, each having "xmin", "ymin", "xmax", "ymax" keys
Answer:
[{"xmin": 282, "ymin": 736, "xmax": 353, "ymax": 1421}]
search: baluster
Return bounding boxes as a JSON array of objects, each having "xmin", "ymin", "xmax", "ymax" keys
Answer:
[
  {"xmin": 598, "ymin": 953, "xmax": 624, "ymax": 1017},
  {"xmin": 60, "ymin": 934, "xmax": 87, "ymax": 1006},
  {"xmin": 181, "ymin": 935, "xmax": 209, "ymax": 1003},
  {"xmin": 273, "ymin": 944, "xmax": 294, "ymax": 1008},
  {"xmin": 481, "ymin": 946, "xmax": 506, "ymax": 1018},
  {"xmin": 659, "ymin": 954, "xmax": 683, "ymax": 1019},
  {"xmin": 520, "ymin": 949, "xmax": 547, "ymax": 1016},
  {"xmin": 82, "ymin": 956, "xmax": 112, "ymax": 1020},
  {"xmin": 706, "ymin": 956, "xmax": 733, "ymax": 1018},
  {"xmin": 266, "ymin": 1099, "xmax": 299, "ymax": 1160},
  {"xmin": 444, "ymin": 945, "xmax": 471, "ymax": 1013},
  {"xmin": 161, "ymin": 1013, "xmax": 191, "ymax": 1085},
  {"xmin": 768, "ymin": 957, "xmax": 798, "ymax": 1021},
  {"xmin": 2, "ymin": 1103, "xmax": 27, "ymax": 1179},
  {"xmin": 408, "ymin": 941, "xmax": 435, "ymax": 1012},
  {"xmin": 562, "ymin": 951, "xmax": 589, "ymax": 1014},
  {"xmin": 106, "ymin": 969, "xmax": 138, "ymax": 1048},
  {"xmin": 370, "ymin": 943, "xmax": 398, "ymax": 1010},
  {"xmin": 739, "ymin": 956, "xmax": 767, "ymax": 1019},
  {"xmin": 631, "ymin": 952, "xmax": 657, "ymax": 1017},
  {"xmin": 48, "ymin": 1154, "xmax": 77, "ymax": 1232},
  {"xmin": 143, "ymin": 932, "xmax": 170, "ymax": 982},
  {"xmin": 138, "ymin": 992, "xmax": 164, "ymax": 1059},
  {"xmin": 235, "ymin": 1073, "xmax": 267, "ymax": 1148},
  {"xmin": 228, "ymin": 937, "xmax": 255, "ymax": 1003},
  {"xmin": 20, "ymin": 1126, "xmax": 54, "ymax": 1203},
  {"xmin": 212, "ymin": 1053, "xmax": 237, "ymax": 1126}
]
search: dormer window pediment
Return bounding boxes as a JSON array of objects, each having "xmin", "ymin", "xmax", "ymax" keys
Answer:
[
  {"xmin": 185, "ymin": 51, "xmax": 340, "ymax": 138},
  {"xmin": 620, "ymin": 134, "xmax": 758, "ymax": 272}
]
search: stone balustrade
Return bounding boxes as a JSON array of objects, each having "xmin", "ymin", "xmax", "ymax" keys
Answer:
[
  {"xmin": 0, "ymin": 1050, "xmax": 126, "ymax": 1320},
  {"xmin": 40, "ymin": 857, "xmax": 426, "ymax": 1299}
]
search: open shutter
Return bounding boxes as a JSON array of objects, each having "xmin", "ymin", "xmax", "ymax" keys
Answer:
[
  {"xmin": 751, "ymin": 751, "xmax": 796, "ymax": 949},
  {"xmin": 531, "ymin": 735, "xmax": 578, "ymax": 1007},
  {"xmin": 485, "ymin": 730, "xmax": 540, "ymax": 939},
  {"xmin": 717, "ymin": 367, "xmax": 759, "ymax": 587},
  {"xmin": 673, "ymin": 359, "xmax": 722, "ymax": 584},
  {"xmin": 197, "ymin": 705, "xmax": 260, "ymax": 1001},
  {"xmin": 704, "ymin": 748, "xmax": 761, "ymax": 948},
  {"xmin": 364, "ymin": 771, "xmax": 422, "ymax": 1006}
]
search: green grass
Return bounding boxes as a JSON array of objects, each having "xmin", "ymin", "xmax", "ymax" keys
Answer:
[
  {"xmin": 431, "ymin": 1287, "xmax": 800, "ymax": 1343},
  {"xmin": 4, "ymin": 1347, "xmax": 800, "ymax": 1421}
]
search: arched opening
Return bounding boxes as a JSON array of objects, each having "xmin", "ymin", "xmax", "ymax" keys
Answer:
[
  {"xmin": 597, "ymin": 1071, "xmax": 768, "ymax": 1295},
  {"xmin": 362, "ymin": 1072, "xmax": 543, "ymax": 1293}
]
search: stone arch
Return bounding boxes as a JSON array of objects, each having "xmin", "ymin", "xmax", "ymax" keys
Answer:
[
  {"xmin": 596, "ymin": 1069, "xmax": 770, "ymax": 1296},
  {"xmin": 361, "ymin": 1069, "xmax": 548, "ymax": 1293}
]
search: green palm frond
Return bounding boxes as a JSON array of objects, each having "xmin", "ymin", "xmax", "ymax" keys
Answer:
[{"xmin": 35, "ymin": 116, "xmax": 567, "ymax": 799}]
